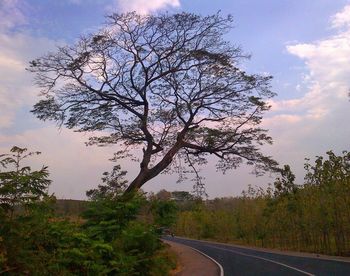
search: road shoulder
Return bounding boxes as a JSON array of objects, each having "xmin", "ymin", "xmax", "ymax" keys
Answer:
[{"xmin": 163, "ymin": 240, "xmax": 221, "ymax": 276}]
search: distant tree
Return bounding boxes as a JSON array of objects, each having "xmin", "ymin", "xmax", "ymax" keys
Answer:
[
  {"xmin": 0, "ymin": 146, "xmax": 51, "ymax": 213},
  {"xmin": 154, "ymin": 189, "xmax": 172, "ymax": 201},
  {"xmin": 171, "ymin": 191, "xmax": 194, "ymax": 202},
  {"xmin": 273, "ymin": 165, "xmax": 297, "ymax": 196},
  {"xmin": 29, "ymin": 12, "xmax": 277, "ymax": 195}
]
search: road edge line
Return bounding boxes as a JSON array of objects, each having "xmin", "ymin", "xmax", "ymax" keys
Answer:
[
  {"xmin": 175, "ymin": 236, "xmax": 350, "ymax": 263},
  {"xmin": 207, "ymin": 244, "xmax": 314, "ymax": 276},
  {"xmin": 187, "ymin": 245, "xmax": 224, "ymax": 276}
]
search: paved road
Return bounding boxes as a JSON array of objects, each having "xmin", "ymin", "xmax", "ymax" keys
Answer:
[{"xmin": 163, "ymin": 236, "xmax": 350, "ymax": 275}]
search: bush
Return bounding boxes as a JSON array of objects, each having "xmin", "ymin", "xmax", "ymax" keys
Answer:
[{"xmin": 0, "ymin": 147, "xmax": 176, "ymax": 275}]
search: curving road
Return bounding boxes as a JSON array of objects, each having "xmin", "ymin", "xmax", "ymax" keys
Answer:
[{"xmin": 163, "ymin": 236, "xmax": 350, "ymax": 275}]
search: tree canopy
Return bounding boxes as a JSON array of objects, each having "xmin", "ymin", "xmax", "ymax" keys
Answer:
[{"xmin": 29, "ymin": 12, "xmax": 277, "ymax": 194}]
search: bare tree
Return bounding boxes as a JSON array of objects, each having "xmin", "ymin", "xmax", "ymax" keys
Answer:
[{"xmin": 29, "ymin": 12, "xmax": 277, "ymax": 195}]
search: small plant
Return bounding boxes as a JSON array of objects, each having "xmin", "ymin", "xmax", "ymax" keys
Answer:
[{"xmin": 0, "ymin": 146, "xmax": 51, "ymax": 213}]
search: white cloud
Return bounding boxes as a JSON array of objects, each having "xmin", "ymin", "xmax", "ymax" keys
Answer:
[
  {"xmin": 115, "ymin": 0, "xmax": 180, "ymax": 14},
  {"xmin": 272, "ymin": 4, "xmax": 350, "ymax": 121},
  {"xmin": 331, "ymin": 4, "xmax": 350, "ymax": 29},
  {"xmin": 262, "ymin": 4, "xmax": 350, "ymax": 182}
]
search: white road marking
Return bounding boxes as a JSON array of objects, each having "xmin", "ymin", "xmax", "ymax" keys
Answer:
[
  {"xmin": 189, "ymin": 246, "xmax": 225, "ymax": 276},
  {"xmin": 205, "ymin": 244, "xmax": 315, "ymax": 276}
]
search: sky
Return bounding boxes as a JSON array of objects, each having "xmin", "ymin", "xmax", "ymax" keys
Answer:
[{"xmin": 1, "ymin": 0, "xmax": 350, "ymax": 199}]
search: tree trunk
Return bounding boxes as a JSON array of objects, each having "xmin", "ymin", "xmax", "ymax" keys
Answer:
[{"xmin": 123, "ymin": 140, "xmax": 184, "ymax": 197}]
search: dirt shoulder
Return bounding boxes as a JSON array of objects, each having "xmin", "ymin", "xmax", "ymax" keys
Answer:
[{"xmin": 163, "ymin": 240, "xmax": 221, "ymax": 276}]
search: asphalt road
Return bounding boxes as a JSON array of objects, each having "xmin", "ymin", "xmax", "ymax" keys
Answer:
[{"xmin": 163, "ymin": 236, "xmax": 350, "ymax": 276}]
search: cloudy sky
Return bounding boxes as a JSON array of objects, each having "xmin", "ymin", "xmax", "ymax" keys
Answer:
[{"xmin": 1, "ymin": 0, "xmax": 350, "ymax": 199}]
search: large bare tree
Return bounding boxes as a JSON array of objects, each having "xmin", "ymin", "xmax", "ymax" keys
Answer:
[{"xmin": 29, "ymin": 12, "xmax": 277, "ymax": 195}]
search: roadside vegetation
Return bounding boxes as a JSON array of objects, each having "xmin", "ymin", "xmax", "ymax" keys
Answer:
[
  {"xmin": 0, "ymin": 146, "xmax": 177, "ymax": 275},
  {"xmin": 2, "ymin": 147, "xmax": 350, "ymax": 274},
  {"xmin": 175, "ymin": 151, "xmax": 350, "ymax": 256}
]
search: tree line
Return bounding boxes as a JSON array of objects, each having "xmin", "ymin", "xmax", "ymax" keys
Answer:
[{"xmin": 175, "ymin": 151, "xmax": 350, "ymax": 256}]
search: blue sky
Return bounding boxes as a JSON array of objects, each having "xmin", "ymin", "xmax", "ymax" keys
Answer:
[{"xmin": 1, "ymin": 0, "xmax": 350, "ymax": 199}]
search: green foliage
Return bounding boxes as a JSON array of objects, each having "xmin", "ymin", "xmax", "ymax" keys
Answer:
[
  {"xmin": 0, "ymin": 146, "xmax": 54, "ymax": 273},
  {"xmin": 82, "ymin": 195, "xmax": 145, "ymax": 242},
  {"xmin": 1, "ymin": 196, "xmax": 61, "ymax": 274},
  {"xmin": 0, "ymin": 147, "xmax": 176, "ymax": 275},
  {"xmin": 79, "ymin": 165, "xmax": 168, "ymax": 275},
  {"xmin": 175, "ymin": 150, "xmax": 350, "ymax": 256},
  {"xmin": 0, "ymin": 146, "xmax": 51, "ymax": 212},
  {"xmin": 151, "ymin": 199, "xmax": 178, "ymax": 228},
  {"xmin": 117, "ymin": 222, "xmax": 161, "ymax": 274},
  {"xmin": 83, "ymin": 164, "xmax": 146, "ymax": 242}
]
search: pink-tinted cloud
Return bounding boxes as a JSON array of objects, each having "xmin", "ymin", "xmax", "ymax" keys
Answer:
[
  {"xmin": 114, "ymin": 0, "xmax": 180, "ymax": 14},
  {"xmin": 0, "ymin": 127, "xmax": 117, "ymax": 199}
]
